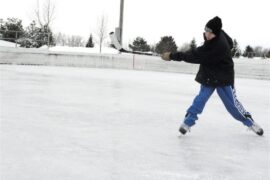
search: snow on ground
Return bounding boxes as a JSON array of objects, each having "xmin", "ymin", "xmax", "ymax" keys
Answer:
[
  {"xmin": 48, "ymin": 45, "xmax": 119, "ymax": 54},
  {"xmin": 0, "ymin": 65, "xmax": 269, "ymax": 180},
  {"xmin": 0, "ymin": 40, "xmax": 16, "ymax": 47},
  {"xmin": 0, "ymin": 39, "xmax": 118, "ymax": 54}
]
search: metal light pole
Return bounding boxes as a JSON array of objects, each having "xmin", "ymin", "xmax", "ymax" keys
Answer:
[{"xmin": 119, "ymin": 0, "xmax": 124, "ymax": 45}]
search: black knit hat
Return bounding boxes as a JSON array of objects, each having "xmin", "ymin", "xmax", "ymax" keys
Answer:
[{"xmin": 205, "ymin": 16, "xmax": 222, "ymax": 35}]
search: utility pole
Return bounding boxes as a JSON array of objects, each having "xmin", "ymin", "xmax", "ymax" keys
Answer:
[{"xmin": 119, "ymin": 0, "xmax": 124, "ymax": 45}]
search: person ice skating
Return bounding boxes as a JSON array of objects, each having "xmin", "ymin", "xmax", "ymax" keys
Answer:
[{"xmin": 161, "ymin": 16, "xmax": 263, "ymax": 136}]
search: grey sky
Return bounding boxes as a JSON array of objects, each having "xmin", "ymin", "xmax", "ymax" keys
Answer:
[{"xmin": 1, "ymin": 0, "xmax": 269, "ymax": 49}]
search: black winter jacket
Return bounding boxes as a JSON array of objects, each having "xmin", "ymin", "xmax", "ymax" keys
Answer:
[{"xmin": 170, "ymin": 30, "xmax": 234, "ymax": 87}]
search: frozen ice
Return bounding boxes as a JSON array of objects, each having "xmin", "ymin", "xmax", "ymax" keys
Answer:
[{"xmin": 0, "ymin": 65, "xmax": 269, "ymax": 180}]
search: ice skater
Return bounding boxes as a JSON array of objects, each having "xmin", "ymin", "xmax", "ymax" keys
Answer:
[{"xmin": 161, "ymin": 16, "xmax": 263, "ymax": 136}]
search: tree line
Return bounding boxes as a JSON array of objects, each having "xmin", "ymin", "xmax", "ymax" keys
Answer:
[
  {"xmin": 0, "ymin": 16, "xmax": 104, "ymax": 51},
  {"xmin": 0, "ymin": 18, "xmax": 55, "ymax": 48},
  {"xmin": 0, "ymin": 17, "xmax": 92, "ymax": 48},
  {"xmin": 0, "ymin": 17, "xmax": 269, "ymax": 58},
  {"xmin": 128, "ymin": 36, "xmax": 270, "ymax": 59}
]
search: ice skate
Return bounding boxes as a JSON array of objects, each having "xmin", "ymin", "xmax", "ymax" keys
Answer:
[
  {"xmin": 249, "ymin": 121, "xmax": 264, "ymax": 136},
  {"xmin": 179, "ymin": 123, "xmax": 190, "ymax": 135},
  {"xmin": 246, "ymin": 116, "xmax": 264, "ymax": 136}
]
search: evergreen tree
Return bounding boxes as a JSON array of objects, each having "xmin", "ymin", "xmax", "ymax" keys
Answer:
[
  {"xmin": 0, "ymin": 18, "xmax": 24, "ymax": 42},
  {"xmin": 266, "ymin": 50, "xmax": 270, "ymax": 58},
  {"xmin": 129, "ymin": 37, "xmax": 150, "ymax": 52},
  {"xmin": 19, "ymin": 21, "xmax": 55, "ymax": 48},
  {"xmin": 243, "ymin": 45, "xmax": 254, "ymax": 58},
  {"xmin": 39, "ymin": 24, "xmax": 55, "ymax": 47},
  {"xmin": 86, "ymin": 34, "xmax": 94, "ymax": 48},
  {"xmin": 190, "ymin": 38, "xmax": 197, "ymax": 51},
  {"xmin": 231, "ymin": 39, "xmax": 241, "ymax": 58},
  {"xmin": 155, "ymin": 36, "xmax": 178, "ymax": 54},
  {"xmin": 17, "ymin": 21, "xmax": 38, "ymax": 48}
]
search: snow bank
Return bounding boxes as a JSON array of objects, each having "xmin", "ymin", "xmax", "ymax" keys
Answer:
[
  {"xmin": 49, "ymin": 46, "xmax": 119, "ymax": 54},
  {"xmin": 0, "ymin": 46, "xmax": 269, "ymax": 80},
  {"xmin": 0, "ymin": 40, "xmax": 17, "ymax": 47},
  {"xmin": 0, "ymin": 40, "xmax": 119, "ymax": 54}
]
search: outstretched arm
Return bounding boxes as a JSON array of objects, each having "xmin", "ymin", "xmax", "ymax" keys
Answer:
[{"xmin": 169, "ymin": 44, "xmax": 223, "ymax": 65}]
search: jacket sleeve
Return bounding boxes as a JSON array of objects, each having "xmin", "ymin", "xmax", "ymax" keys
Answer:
[{"xmin": 170, "ymin": 44, "xmax": 224, "ymax": 65}]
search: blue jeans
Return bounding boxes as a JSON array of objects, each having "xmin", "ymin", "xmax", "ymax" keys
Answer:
[{"xmin": 184, "ymin": 85, "xmax": 253, "ymax": 127}]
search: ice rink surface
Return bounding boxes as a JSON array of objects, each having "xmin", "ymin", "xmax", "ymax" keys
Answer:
[{"xmin": 1, "ymin": 65, "xmax": 269, "ymax": 180}]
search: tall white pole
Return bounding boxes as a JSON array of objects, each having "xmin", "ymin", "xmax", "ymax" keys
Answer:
[{"xmin": 119, "ymin": 0, "xmax": 124, "ymax": 45}]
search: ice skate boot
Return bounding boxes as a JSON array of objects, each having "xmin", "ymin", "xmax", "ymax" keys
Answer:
[
  {"xmin": 249, "ymin": 121, "xmax": 264, "ymax": 136},
  {"xmin": 246, "ymin": 116, "xmax": 264, "ymax": 136},
  {"xmin": 179, "ymin": 123, "xmax": 190, "ymax": 135}
]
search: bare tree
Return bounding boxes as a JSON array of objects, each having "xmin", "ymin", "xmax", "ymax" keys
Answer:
[
  {"xmin": 34, "ymin": 0, "xmax": 56, "ymax": 28},
  {"xmin": 54, "ymin": 32, "xmax": 67, "ymax": 46},
  {"xmin": 253, "ymin": 46, "xmax": 263, "ymax": 57},
  {"xmin": 67, "ymin": 35, "xmax": 85, "ymax": 47},
  {"xmin": 179, "ymin": 42, "xmax": 191, "ymax": 52},
  {"xmin": 96, "ymin": 15, "xmax": 108, "ymax": 53},
  {"xmin": 54, "ymin": 32, "xmax": 85, "ymax": 47}
]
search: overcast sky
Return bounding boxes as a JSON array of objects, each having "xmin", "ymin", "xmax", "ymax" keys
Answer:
[{"xmin": 1, "ymin": 0, "xmax": 270, "ymax": 49}]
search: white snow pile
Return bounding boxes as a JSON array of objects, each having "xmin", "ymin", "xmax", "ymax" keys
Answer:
[
  {"xmin": 48, "ymin": 45, "xmax": 119, "ymax": 54},
  {"xmin": 0, "ymin": 39, "xmax": 118, "ymax": 54},
  {"xmin": 0, "ymin": 39, "xmax": 16, "ymax": 47}
]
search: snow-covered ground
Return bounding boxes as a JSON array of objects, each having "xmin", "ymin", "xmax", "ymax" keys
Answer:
[
  {"xmin": 0, "ymin": 65, "xmax": 269, "ymax": 180},
  {"xmin": 48, "ymin": 45, "xmax": 119, "ymax": 54},
  {"xmin": 0, "ymin": 40, "xmax": 17, "ymax": 47},
  {"xmin": 0, "ymin": 40, "xmax": 118, "ymax": 54}
]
